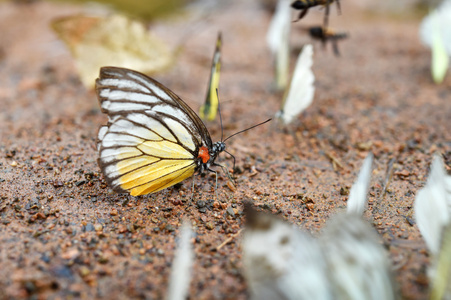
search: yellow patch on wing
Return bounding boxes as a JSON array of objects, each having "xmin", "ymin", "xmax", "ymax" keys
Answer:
[
  {"xmin": 131, "ymin": 163, "xmax": 195, "ymax": 196},
  {"xmin": 117, "ymin": 159, "xmax": 196, "ymax": 196},
  {"xmin": 205, "ymin": 63, "xmax": 220, "ymax": 121},
  {"xmin": 116, "ymin": 156, "xmax": 159, "ymax": 175},
  {"xmin": 200, "ymin": 33, "xmax": 221, "ymax": 121}
]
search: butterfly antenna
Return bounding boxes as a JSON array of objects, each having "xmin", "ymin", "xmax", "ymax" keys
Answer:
[
  {"xmin": 216, "ymin": 89, "xmax": 224, "ymax": 142},
  {"xmin": 223, "ymin": 119, "xmax": 272, "ymax": 143}
]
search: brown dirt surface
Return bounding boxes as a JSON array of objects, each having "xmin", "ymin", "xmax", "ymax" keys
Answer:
[{"xmin": 1, "ymin": 0, "xmax": 450, "ymax": 299}]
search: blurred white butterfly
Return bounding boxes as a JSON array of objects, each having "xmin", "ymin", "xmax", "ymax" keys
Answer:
[
  {"xmin": 166, "ymin": 221, "xmax": 194, "ymax": 300},
  {"xmin": 429, "ymin": 223, "xmax": 451, "ymax": 300},
  {"xmin": 242, "ymin": 203, "xmax": 333, "ymax": 300},
  {"xmin": 415, "ymin": 154, "xmax": 451, "ymax": 255},
  {"xmin": 267, "ymin": 0, "xmax": 291, "ymax": 90},
  {"xmin": 419, "ymin": 0, "xmax": 451, "ymax": 83},
  {"xmin": 242, "ymin": 154, "xmax": 396, "ymax": 300},
  {"xmin": 414, "ymin": 154, "xmax": 451, "ymax": 299},
  {"xmin": 321, "ymin": 154, "xmax": 396, "ymax": 300},
  {"xmin": 347, "ymin": 153, "xmax": 373, "ymax": 215},
  {"xmin": 276, "ymin": 44, "xmax": 315, "ymax": 125}
]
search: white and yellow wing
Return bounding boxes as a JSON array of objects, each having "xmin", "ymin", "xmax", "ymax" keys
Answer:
[
  {"xmin": 199, "ymin": 33, "xmax": 222, "ymax": 121},
  {"xmin": 96, "ymin": 67, "xmax": 210, "ymax": 196},
  {"xmin": 419, "ymin": 0, "xmax": 451, "ymax": 84}
]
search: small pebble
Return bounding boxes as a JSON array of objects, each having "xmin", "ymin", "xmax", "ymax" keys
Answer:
[
  {"xmin": 205, "ymin": 222, "xmax": 214, "ymax": 230},
  {"xmin": 340, "ymin": 187, "xmax": 349, "ymax": 196}
]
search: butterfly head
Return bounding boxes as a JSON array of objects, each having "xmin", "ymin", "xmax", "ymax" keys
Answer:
[{"xmin": 211, "ymin": 141, "xmax": 226, "ymax": 156}]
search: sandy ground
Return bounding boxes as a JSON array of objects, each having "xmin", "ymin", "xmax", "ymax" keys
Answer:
[{"xmin": 1, "ymin": 0, "xmax": 450, "ymax": 299}]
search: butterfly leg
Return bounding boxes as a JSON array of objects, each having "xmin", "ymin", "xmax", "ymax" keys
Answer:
[
  {"xmin": 190, "ymin": 176, "xmax": 196, "ymax": 203},
  {"xmin": 212, "ymin": 163, "xmax": 234, "ymax": 184},
  {"xmin": 207, "ymin": 167, "xmax": 219, "ymax": 200},
  {"xmin": 225, "ymin": 150, "xmax": 236, "ymax": 173}
]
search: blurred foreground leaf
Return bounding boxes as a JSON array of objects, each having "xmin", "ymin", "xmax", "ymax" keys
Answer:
[{"xmin": 52, "ymin": 14, "xmax": 176, "ymax": 88}]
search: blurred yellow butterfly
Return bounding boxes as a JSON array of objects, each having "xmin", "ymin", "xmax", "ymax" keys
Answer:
[
  {"xmin": 52, "ymin": 14, "xmax": 174, "ymax": 89},
  {"xmin": 199, "ymin": 33, "xmax": 222, "ymax": 121}
]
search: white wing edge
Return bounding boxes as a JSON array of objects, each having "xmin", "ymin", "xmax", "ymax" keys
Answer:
[
  {"xmin": 419, "ymin": 0, "xmax": 451, "ymax": 54},
  {"xmin": 347, "ymin": 153, "xmax": 373, "ymax": 215},
  {"xmin": 266, "ymin": 0, "xmax": 291, "ymax": 54},
  {"xmin": 97, "ymin": 126, "xmax": 108, "ymax": 151},
  {"xmin": 279, "ymin": 44, "xmax": 315, "ymax": 125},
  {"xmin": 415, "ymin": 154, "xmax": 451, "ymax": 255},
  {"xmin": 166, "ymin": 221, "xmax": 194, "ymax": 300}
]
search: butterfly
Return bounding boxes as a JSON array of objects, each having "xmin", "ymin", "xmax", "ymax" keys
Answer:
[
  {"xmin": 96, "ymin": 66, "xmax": 229, "ymax": 196},
  {"xmin": 414, "ymin": 154, "xmax": 451, "ymax": 299},
  {"xmin": 243, "ymin": 153, "xmax": 396, "ymax": 300},
  {"xmin": 267, "ymin": 0, "xmax": 291, "ymax": 90},
  {"xmin": 276, "ymin": 44, "xmax": 315, "ymax": 125},
  {"xmin": 96, "ymin": 67, "xmax": 270, "ymax": 196},
  {"xmin": 415, "ymin": 154, "xmax": 451, "ymax": 256},
  {"xmin": 199, "ymin": 32, "xmax": 222, "ymax": 121},
  {"xmin": 52, "ymin": 14, "xmax": 175, "ymax": 89},
  {"xmin": 419, "ymin": 0, "xmax": 451, "ymax": 84}
]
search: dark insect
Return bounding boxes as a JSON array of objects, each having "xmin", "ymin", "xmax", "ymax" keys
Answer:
[
  {"xmin": 309, "ymin": 26, "xmax": 348, "ymax": 56},
  {"xmin": 291, "ymin": 0, "xmax": 341, "ymax": 28}
]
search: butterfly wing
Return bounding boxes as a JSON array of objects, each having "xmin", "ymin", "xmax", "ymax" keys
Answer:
[
  {"xmin": 347, "ymin": 153, "xmax": 373, "ymax": 215},
  {"xmin": 200, "ymin": 33, "xmax": 221, "ymax": 121},
  {"xmin": 96, "ymin": 67, "xmax": 213, "ymax": 196},
  {"xmin": 267, "ymin": 0, "xmax": 291, "ymax": 90},
  {"xmin": 277, "ymin": 44, "xmax": 315, "ymax": 125}
]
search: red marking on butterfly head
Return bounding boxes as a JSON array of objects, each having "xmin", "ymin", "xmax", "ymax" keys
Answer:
[{"xmin": 198, "ymin": 146, "xmax": 210, "ymax": 164}]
